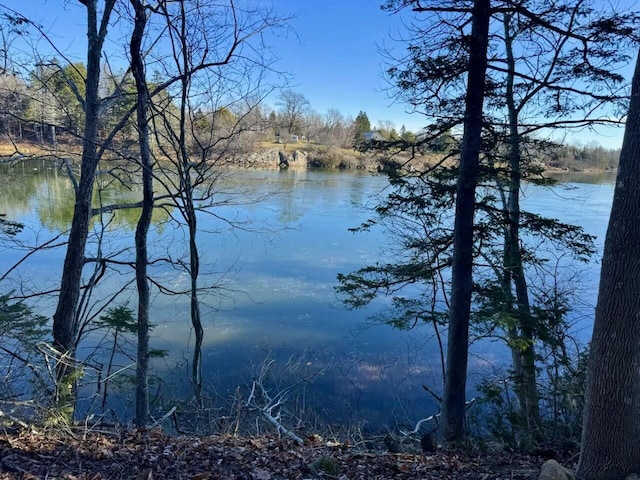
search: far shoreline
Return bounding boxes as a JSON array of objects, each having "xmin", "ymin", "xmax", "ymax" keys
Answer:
[{"xmin": 0, "ymin": 139, "xmax": 620, "ymax": 176}]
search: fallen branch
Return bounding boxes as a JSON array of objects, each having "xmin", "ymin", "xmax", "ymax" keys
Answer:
[
  {"xmin": 400, "ymin": 397, "xmax": 476, "ymax": 438},
  {"xmin": 259, "ymin": 403, "xmax": 304, "ymax": 445},
  {"xmin": 246, "ymin": 379, "xmax": 304, "ymax": 445},
  {"xmin": 0, "ymin": 408, "xmax": 31, "ymax": 430},
  {"xmin": 244, "ymin": 357, "xmax": 307, "ymax": 445},
  {"xmin": 150, "ymin": 406, "xmax": 177, "ymax": 429}
]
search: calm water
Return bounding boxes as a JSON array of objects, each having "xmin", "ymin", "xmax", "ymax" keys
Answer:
[{"xmin": 0, "ymin": 160, "xmax": 616, "ymax": 429}]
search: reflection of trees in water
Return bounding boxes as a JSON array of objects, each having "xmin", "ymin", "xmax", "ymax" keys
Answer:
[
  {"xmin": 547, "ymin": 170, "xmax": 617, "ymax": 185},
  {"xmin": 0, "ymin": 166, "xmax": 609, "ymax": 431},
  {"xmin": 0, "ymin": 159, "xmax": 54, "ymax": 219},
  {"xmin": 0, "ymin": 159, "xmax": 171, "ymax": 232}
]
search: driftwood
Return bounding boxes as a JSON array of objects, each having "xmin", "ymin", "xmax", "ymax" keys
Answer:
[{"xmin": 245, "ymin": 358, "xmax": 304, "ymax": 445}]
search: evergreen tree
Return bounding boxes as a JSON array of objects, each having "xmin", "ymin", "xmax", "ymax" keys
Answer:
[
  {"xmin": 342, "ymin": 0, "xmax": 637, "ymax": 443},
  {"xmin": 353, "ymin": 110, "xmax": 371, "ymax": 148}
]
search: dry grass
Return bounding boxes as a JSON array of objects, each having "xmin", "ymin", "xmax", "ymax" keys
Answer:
[{"xmin": 0, "ymin": 141, "xmax": 45, "ymax": 157}]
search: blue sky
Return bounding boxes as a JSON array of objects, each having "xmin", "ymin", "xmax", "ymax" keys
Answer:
[
  {"xmin": 263, "ymin": 1, "xmax": 425, "ymax": 132},
  {"xmin": 8, "ymin": 0, "xmax": 629, "ymax": 148},
  {"xmin": 8, "ymin": 0, "xmax": 427, "ymax": 133},
  {"xmin": 256, "ymin": 0, "xmax": 628, "ymax": 148}
]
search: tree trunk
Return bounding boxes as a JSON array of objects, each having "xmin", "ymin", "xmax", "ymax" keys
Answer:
[
  {"xmin": 130, "ymin": 0, "xmax": 152, "ymax": 428},
  {"xmin": 502, "ymin": 13, "xmax": 539, "ymax": 439},
  {"xmin": 51, "ymin": 0, "xmax": 114, "ymax": 412},
  {"xmin": 577, "ymin": 50, "xmax": 640, "ymax": 480},
  {"xmin": 173, "ymin": 0, "xmax": 204, "ymax": 402},
  {"xmin": 189, "ymin": 211, "xmax": 203, "ymax": 401},
  {"xmin": 441, "ymin": 0, "xmax": 491, "ymax": 442}
]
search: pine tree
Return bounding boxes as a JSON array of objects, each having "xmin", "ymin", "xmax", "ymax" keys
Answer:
[{"xmin": 353, "ymin": 110, "xmax": 371, "ymax": 148}]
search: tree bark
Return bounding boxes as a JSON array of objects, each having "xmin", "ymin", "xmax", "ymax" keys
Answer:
[
  {"xmin": 189, "ymin": 209, "xmax": 203, "ymax": 400},
  {"xmin": 577, "ymin": 50, "xmax": 640, "ymax": 480},
  {"xmin": 503, "ymin": 13, "xmax": 539, "ymax": 439},
  {"xmin": 51, "ymin": 0, "xmax": 115, "ymax": 410},
  {"xmin": 441, "ymin": 0, "xmax": 491, "ymax": 442},
  {"xmin": 170, "ymin": 0, "xmax": 204, "ymax": 401},
  {"xmin": 130, "ymin": 0, "xmax": 152, "ymax": 428}
]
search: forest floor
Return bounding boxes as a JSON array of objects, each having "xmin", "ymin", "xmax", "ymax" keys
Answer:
[{"xmin": 0, "ymin": 428, "xmax": 559, "ymax": 480}]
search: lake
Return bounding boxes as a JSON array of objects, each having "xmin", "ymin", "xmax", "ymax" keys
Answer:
[{"xmin": 0, "ymin": 160, "xmax": 615, "ymax": 431}]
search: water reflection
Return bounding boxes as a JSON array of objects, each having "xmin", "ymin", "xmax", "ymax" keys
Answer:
[
  {"xmin": 0, "ymin": 159, "xmax": 172, "ymax": 231},
  {"xmin": 546, "ymin": 170, "xmax": 616, "ymax": 185},
  {"xmin": 0, "ymin": 163, "xmax": 615, "ymax": 429}
]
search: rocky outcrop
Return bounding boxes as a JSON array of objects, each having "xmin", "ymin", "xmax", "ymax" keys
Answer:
[
  {"xmin": 291, "ymin": 149, "xmax": 307, "ymax": 164},
  {"xmin": 241, "ymin": 148, "xmax": 308, "ymax": 168}
]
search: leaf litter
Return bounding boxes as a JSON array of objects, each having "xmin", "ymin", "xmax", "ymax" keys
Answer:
[{"xmin": 0, "ymin": 429, "xmax": 548, "ymax": 479}]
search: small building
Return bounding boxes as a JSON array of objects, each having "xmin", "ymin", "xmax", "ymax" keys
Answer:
[{"xmin": 364, "ymin": 131, "xmax": 384, "ymax": 142}]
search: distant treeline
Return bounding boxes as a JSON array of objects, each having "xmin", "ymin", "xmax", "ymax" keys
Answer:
[
  {"xmin": 547, "ymin": 143, "xmax": 620, "ymax": 171},
  {"xmin": 0, "ymin": 65, "xmax": 620, "ymax": 171}
]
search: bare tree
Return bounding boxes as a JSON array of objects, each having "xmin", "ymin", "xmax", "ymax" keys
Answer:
[
  {"xmin": 302, "ymin": 110, "xmax": 323, "ymax": 144},
  {"xmin": 321, "ymin": 108, "xmax": 353, "ymax": 147},
  {"xmin": 139, "ymin": 0, "xmax": 285, "ymax": 409},
  {"xmin": 1, "ymin": 0, "xmax": 289, "ymax": 420},
  {"xmin": 276, "ymin": 90, "xmax": 309, "ymax": 135},
  {"xmin": 129, "ymin": 0, "xmax": 154, "ymax": 428},
  {"xmin": 0, "ymin": 74, "xmax": 29, "ymax": 138},
  {"xmin": 51, "ymin": 0, "xmax": 117, "ymax": 411}
]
